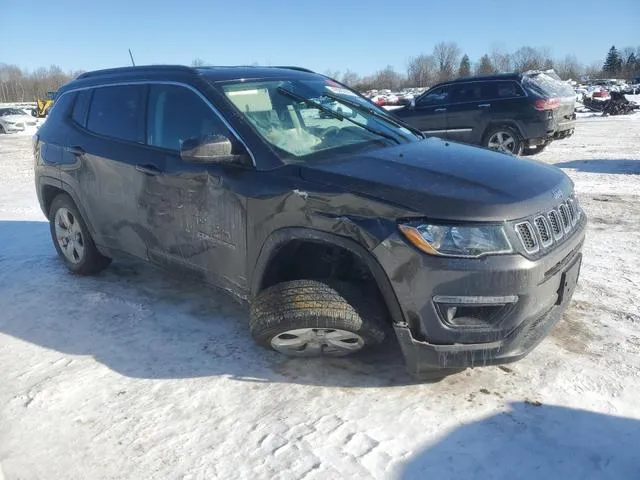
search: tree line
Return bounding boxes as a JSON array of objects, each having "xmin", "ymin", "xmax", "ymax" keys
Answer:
[
  {"xmin": 327, "ymin": 43, "xmax": 640, "ymax": 91},
  {"xmin": 1, "ymin": 43, "xmax": 639, "ymax": 103},
  {"xmin": 0, "ymin": 65, "xmax": 85, "ymax": 103}
]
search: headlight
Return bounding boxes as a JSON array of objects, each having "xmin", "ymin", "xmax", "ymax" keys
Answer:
[{"xmin": 399, "ymin": 222, "xmax": 512, "ymax": 257}]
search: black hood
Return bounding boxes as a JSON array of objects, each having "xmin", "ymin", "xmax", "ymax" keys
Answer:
[{"xmin": 299, "ymin": 138, "xmax": 572, "ymax": 222}]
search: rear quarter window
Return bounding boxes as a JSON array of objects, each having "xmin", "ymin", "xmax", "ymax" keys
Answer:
[
  {"xmin": 86, "ymin": 85, "xmax": 145, "ymax": 143},
  {"xmin": 72, "ymin": 90, "xmax": 92, "ymax": 127}
]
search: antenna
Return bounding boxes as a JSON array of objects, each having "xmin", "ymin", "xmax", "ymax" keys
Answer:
[{"xmin": 128, "ymin": 49, "xmax": 136, "ymax": 66}]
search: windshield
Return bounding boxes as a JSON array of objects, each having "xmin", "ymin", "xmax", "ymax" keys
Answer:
[
  {"xmin": 0, "ymin": 108, "xmax": 25, "ymax": 116},
  {"xmin": 523, "ymin": 73, "xmax": 574, "ymax": 98},
  {"xmin": 219, "ymin": 78, "xmax": 420, "ymax": 161}
]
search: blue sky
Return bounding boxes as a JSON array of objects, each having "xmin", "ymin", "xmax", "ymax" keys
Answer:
[{"xmin": 3, "ymin": 0, "xmax": 639, "ymax": 75}]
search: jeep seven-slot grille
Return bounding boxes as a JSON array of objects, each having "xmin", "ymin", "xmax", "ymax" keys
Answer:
[
  {"xmin": 516, "ymin": 222, "xmax": 538, "ymax": 253},
  {"xmin": 514, "ymin": 197, "xmax": 582, "ymax": 254},
  {"xmin": 534, "ymin": 216, "xmax": 552, "ymax": 246}
]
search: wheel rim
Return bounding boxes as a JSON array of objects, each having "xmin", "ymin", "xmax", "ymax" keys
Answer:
[
  {"xmin": 488, "ymin": 131, "xmax": 517, "ymax": 153},
  {"xmin": 271, "ymin": 328, "xmax": 365, "ymax": 357},
  {"xmin": 54, "ymin": 208, "xmax": 85, "ymax": 264}
]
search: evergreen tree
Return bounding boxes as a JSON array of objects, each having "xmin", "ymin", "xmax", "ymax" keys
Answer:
[
  {"xmin": 603, "ymin": 46, "xmax": 622, "ymax": 74},
  {"xmin": 476, "ymin": 55, "xmax": 495, "ymax": 75},
  {"xmin": 458, "ymin": 55, "xmax": 471, "ymax": 77}
]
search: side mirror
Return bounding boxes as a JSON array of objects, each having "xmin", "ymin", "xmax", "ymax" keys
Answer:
[{"xmin": 180, "ymin": 135, "xmax": 248, "ymax": 165}]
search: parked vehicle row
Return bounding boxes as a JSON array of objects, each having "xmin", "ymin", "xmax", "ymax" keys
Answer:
[{"xmin": 34, "ymin": 65, "xmax": 585, "ymax": 377}]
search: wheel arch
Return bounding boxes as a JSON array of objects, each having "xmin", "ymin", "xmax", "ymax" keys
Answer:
[{"xmin": 251, "ymin": 228, "xmax": 406, "ymax": 326}]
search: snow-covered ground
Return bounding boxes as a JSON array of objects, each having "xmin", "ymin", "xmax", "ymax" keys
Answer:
[{"xmin": 1, "ymin": 115, "xmax": 639, "ymax": 480}]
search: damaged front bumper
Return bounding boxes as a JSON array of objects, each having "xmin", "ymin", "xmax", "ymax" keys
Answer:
[
  {"xmin": 393, "ymin": 296, "xmax": 572, "ymax": 377},
  {"xmin": 374, "ymin": 216, "xmax": 585, "ymax": 378}
]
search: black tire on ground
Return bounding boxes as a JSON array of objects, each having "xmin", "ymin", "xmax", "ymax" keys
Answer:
[
  {"xmin": 31, "ymin": 109, "xmax": 38, "ymax": 117},
  {"xmin": 0, "ymin": 124, "xmax": 5, "ymax": 134},
  {"xmin": 250, "ymin": 279, "xmax": 386, "ymax": 356},
  {"xmin": 521, "ymin": 144, "xmax": 548, "ymax": 156},
  {"xmin": 49, "ymin": 193, "xmax": 111, "ymax": 275},
  {"xmin": 483, "ymin": 126, "xmax": 523, "ymax": 155}
]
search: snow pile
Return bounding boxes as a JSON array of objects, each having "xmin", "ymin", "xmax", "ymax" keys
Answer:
[{"xmin": 0, "ymin": 118, "xmax": 639, "ymax": 479}]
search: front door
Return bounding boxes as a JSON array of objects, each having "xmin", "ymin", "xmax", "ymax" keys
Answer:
[
  {"xmin": 139, "ymin": 83, "xmax": 249, "ymax": 293},
  {"xmin": 403, "ymin": 85, "xmax": 451, "ymax": 137}
]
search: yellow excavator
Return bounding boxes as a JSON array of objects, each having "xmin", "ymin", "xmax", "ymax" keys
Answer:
[{"xmin": 32, "ymin": 91, "xmax": 56, "ymax": 118}]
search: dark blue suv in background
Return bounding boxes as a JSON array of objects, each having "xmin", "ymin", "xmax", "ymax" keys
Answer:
[{"xmin": 393, "ymin": 72, "xmax": 576, "ymax": 155}]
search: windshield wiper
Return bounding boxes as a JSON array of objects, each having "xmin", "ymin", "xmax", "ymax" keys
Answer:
[
  {"xmin": 322, "ymin": 92, "xmax": 424, "ymax": 138},
  {"xmin": 276, "ymin": 87, "xmax": 400, "ymax": 145}
]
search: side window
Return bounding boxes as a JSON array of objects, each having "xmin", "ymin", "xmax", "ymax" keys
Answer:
[
  {"xmin": 72, "ymin": 90, "xmax": 92, "ymax": 127},
  {"xmin": 495, "ymin": 81, "xmax": 525, "ymax": 98},
  {"xmin": 147, "ymin": 84, "xmax": 228, "ymax": 151},
  {"xmin": 417, "ymin": 86, "xmax": 450, "ymax": 106},
  {"xmin": 86, "ymin": 85, "xmax": 145, "ymax": 143},
  {"xmin": 450, "ymin": 84, "xmax": 482, "ymax": 103}
]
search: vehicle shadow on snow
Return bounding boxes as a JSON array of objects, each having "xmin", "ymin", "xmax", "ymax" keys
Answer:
[
  {"xmin": 553, "ymin": 158, "xmax": 640, "ymax": 174},
  {"xmin": 399, "ymin": 402, "xmax": 640, "ymax": 480},
  {"xmin": 0, "ymin": 220, "xmax": 418, "ymax": 388}
]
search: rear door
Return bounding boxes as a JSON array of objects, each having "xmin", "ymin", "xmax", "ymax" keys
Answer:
[
  {"xmin": 71, "ymin": 84, "xmax": 153, "ymax": 259},
  {"xmin": 401, "ymin": 85, "xmax": 451, "ymax": 137},
  {"xmin": 482, "ymin": 81, "xmax": 528, "ymax": 140}
]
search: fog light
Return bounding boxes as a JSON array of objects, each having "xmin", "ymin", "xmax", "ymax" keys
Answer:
[{"xmin": 434, "ymin": 295, "xmax": 518, "ymax": 329}]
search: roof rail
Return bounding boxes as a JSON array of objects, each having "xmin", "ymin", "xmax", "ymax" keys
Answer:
[
  {"xmin": 271, "ymin": 66, "xmax": 315, "ymax": 73},
  {"xmin": 76, "ymin": 65, "xmax": 197, "ymax": 80}
]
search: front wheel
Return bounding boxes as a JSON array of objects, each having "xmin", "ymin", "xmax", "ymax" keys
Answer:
[
  {"xmin": 484, "ymin": 127, "xmax": 523, "ymax": 155},
  {"xmin": 49, "ymin": 193, "xmax": 111, "ymax": 275},
  {"xmin": 250, "ymin": 279, "xmax": 386, "ymax": 357}
]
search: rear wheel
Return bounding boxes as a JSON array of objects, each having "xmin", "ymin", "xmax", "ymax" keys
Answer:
[
  {"xmin": 0, "ymin": 124, "xmax": 5, "ymax": 134},
  {"xmin": 250, "ymin": 279, "xmax": 386, "ymax": 357},
  {"xmin": 49, "ymin": 194, "xmax": 111, "ymax": 275},
  {"xmin": 484, "ymin": 127, "xmax": 523, "ymax": 155}
]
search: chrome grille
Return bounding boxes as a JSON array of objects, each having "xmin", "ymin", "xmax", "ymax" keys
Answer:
[
  {"xmin": 534, "ymin": 216, "xmax": 552, "ymax": 247},
  {"xmin": 548, "ymin": 210, "xmax": 563, "ymax": 239},
  {"xmin": 515, "ymin": 222, "xmax": 538, "ymax": 253},
  {"xmin": 559, "ymin": 204, "xmax": 572, "ymax": 233},
  {"xmin": 514, "ymin": 196, "xmax": 583, "ymax": 254}
]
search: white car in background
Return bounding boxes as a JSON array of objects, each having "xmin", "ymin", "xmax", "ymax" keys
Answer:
[{"xmin": 0, "ymin": 107, "xmax": 37, "ymax": 133}]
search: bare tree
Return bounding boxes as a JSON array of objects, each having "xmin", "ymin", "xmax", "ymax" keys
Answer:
[
  {"xmin": 191, "ymin": 58, "xmax": 206, "ymax": 67},
  {"xmin": 373, "ymin": 65, "xmax": 404, "ymax": 90},
  {"xmin": 433, "ymin": 42, "xmax": 461, "ymax": 81},
  {"xmin": 490, "ymin": 44, "xmax": 512, "ymax": 73},
  {"xmin": 406, "ymin": 54, "xmax": 436, "ymax": 87},
  {"xmin": 340, "ymin": 69, "xmax": 360, "ymax": 87},
  {"xmin": 555, "ymin": 55, "xmax": 582, "ymax": 80},
  {"xmin": 323, "ymin": 69, "xmax": 341, "ymax": 80},
  {"xmin": 0, "ymin": 63, "xmax": 79, "ymax": 103},
  {"xmin": 512, "ymin": 46, "xmax": 545, "ymax": 72}
]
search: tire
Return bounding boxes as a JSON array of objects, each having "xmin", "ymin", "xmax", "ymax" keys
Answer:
[
  {"xmin": 49, "ymin": 193, "xmax": 111, "ymax": 275},
  {"xmin": 250, "ymin": 279, "xmax": 386, "ymax": 357},
  {"xmin": 484, "ymin": 126, "xmax": 523, "ymax": 155},
  {"xmin": 521, "ymin": 144, "xmax": 548, "ymax": 156},
  {"xmin": 31, "ymin": 109, "xmax": 38, "ymax": 117},
  {"xmin": 0, "ymin": 124, "xmax": 5, "ymax": 134}
]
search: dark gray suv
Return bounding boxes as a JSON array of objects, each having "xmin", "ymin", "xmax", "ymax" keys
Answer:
[
  {"xmin": 34, "ymin": 65, "xmax": 585, "ymax": 377},
  {"xmin": 394, "ymin": 72, "xmax": 577, "ymax": 156}
]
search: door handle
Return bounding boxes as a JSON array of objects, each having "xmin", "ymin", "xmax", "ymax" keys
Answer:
[
  {"xmin": 434, "ymin": 108, "xmax": 447, "ymax": 112},
  {"xmin": 478, "ymin": 104, "xmax": 491, "ymax": 108},
  {"xmin": 65, "ymin": 145, "xmax": 85, "ymax": 156},
  {"xmin": 136, "ymin": 164, "xmax": 162, "ymax": 176}
]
